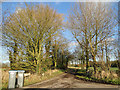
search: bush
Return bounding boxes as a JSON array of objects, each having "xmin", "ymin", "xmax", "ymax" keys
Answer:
[
  {"xmin": 86, "ymin": 69, "xmax": 93, "ymax": 77},
  {"xmin": 74, "ymin": 65, "xmax": 79, "ymax": 67},
  {"xmin": 111, "ymin": 60, "xmax": 118, "ymax": 67}
]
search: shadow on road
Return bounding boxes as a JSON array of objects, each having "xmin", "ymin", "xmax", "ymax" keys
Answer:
[
  {"xmin": 6, "ymin": 88, "xmax": 119, "ymax": 90},
  {"xmin": 7, "ymin": 88, "xmax": 119, "ymax": 90}
]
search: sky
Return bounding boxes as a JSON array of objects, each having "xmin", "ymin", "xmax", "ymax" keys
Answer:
[{"xmin": 1, "ymin": 1, "xmax": 119, "ymax": 63}]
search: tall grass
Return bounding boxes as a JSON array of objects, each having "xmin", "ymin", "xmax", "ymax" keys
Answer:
[
  {"xmin": 1, "ymin": 68, "xmax": 63, "ymax": 89},
  {"xmin": 24, "ymin": 69, "xmax": 63, "ymax": 86},
  {"xmin": 2, "ymin": 69, "xmax": 9, "ymax": 89}
]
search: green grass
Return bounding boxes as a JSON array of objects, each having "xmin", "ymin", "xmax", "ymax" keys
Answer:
[
  {"xmin": 88, "ymin": 67, "xmax": 101, "ymax": 71},
  {"xmin": 69, "ymin": 66, "xmax": 119, "ymax": 72},
  {"xmin": 76, "ymin": 75, "xmax": 120, "ymax": 85},
  {"xmin": 67, "ymin": 67, "xmax": 119, "ymax": 85},
  {"xmin": 110, "ymin": 67, "xmax": 119, "ymax": 71},
  {"xmin": 88, "ymin": 67, "xmax": 118, "ymax": 71}
]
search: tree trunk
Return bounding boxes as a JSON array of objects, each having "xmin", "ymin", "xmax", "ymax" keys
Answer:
[
  {"xmin": 12, "ymin": 41, "xmax": 18, "ymax": 69},
  {"xmin": 101, "ymin": 43, "xmax": 106, "ymax": 71},
  {"xmin": 93, "ymin": 62, "xmax": 97, "ymax": 78},
  {"xmin": 105, "ymin": 40, "xmax": 110, "ymax": 72},
  {"xmin": 93, "ymin": 55, "xmax": 98, "ymax": 78},
  {"xmin": 55, "ymin": 61, "xmax": 57, "ymax": 69},
  {"xmin": 86, "ymin": 47, "xmax": 89, "ymax": 72},
  {"xmin": 9, "ymin": 50, "xmax": 13, "ymax": 69},
  {"xmin": 118, "ymin": 50, "xmax": 120, "ymax": 78}
]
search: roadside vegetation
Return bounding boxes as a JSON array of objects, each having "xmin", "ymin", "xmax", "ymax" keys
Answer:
[
  {"xmin": 66, "ymin": 67, "xmax": 119, "ymax": 85},
  {"xmin": 1, "ymin": 68, "xmax": 64, "ymax": 89},
  {"xmin": 1, "ymin": 2, "xmax": 119, "ymax": 89},
  {"xmin": 68, "ymin": 64, "xmax": 119, "ymax": 85}
]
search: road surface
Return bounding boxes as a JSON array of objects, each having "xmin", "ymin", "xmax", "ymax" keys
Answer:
[{"xmin": 23, "ymin": 73, "xmax": 119, "ymax": 89}]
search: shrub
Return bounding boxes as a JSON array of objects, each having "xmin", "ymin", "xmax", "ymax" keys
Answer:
[{"xmin": 111, "ymin": 60, "xmax": 118, "ymax": 67}]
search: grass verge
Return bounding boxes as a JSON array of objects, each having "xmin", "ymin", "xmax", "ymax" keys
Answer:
[
  {"xmin": 67, "ymin": 68, "xmax": 119, "ymax": 85},
  {"xmin": 75, "ymin": 75, "xmax": 120, "ymax": 85},
  {"xmin": 2, "ymin": 69, "xmax": 64, "ymax": 89},
  {"xmin": 24, "ymin": 69, "xmax": 64, "ymax": 86}
]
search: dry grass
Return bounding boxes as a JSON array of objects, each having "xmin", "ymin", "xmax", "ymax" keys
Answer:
[
  {"xmin": 0, "ymin": 68, "xmax": 2, "ymax": 90},
  {"xmin": 1, "ymin": 68, "xmax": 9, "ymax": 89},
  {"xmin": 24, "ymin": 69, "xmax": 62, "ymax": 86},
  {"xmin": 1, "ymin": 68, "xmax": 63, "ymax": 89},
  {"xmin": 68, "ymin": 66, "xmax": 82, "ymax": 69}
]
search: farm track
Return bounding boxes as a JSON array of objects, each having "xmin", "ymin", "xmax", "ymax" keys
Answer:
[{"xmin": 22, "ymin": 73, "xmax": 119, "ymax": 89}]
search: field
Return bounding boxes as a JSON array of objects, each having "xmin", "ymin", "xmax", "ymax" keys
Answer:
[
  {"xmin": 88, "ymin": 67, "xmax": 119, "ymax": 71},
  {"xmin": 68, "ymin": 66, "xmax": 118, "ymax": 72}
]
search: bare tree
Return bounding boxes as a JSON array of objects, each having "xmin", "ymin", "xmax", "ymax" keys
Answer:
[
  {"xmin": 68, "ymin": 2, "xmax": 117, "ymax": 77},
  {"xmin": 2, "ymin": 3, "xmax": 63, "ymax": 73}
]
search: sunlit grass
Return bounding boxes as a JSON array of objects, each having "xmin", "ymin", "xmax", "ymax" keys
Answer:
[
  {"xmin": 76, "ymin": 75, "xmax": 120, "ymax": 85},
  {"xmin": 69, "ymin": 66, "xmax": 118, "ymax": 72},
  {"xmin": 110, "ymin": 67, "xmax": 118, "ymax": 71},
  {"xmin": 1, "ymin": 68, "xmax": 64, "ymax": 89},
  {"xmin": 1, "ymin": 69, "xmax": 9, "ymax": 89},
  {"xmin": 24, "ymin": 69, "xmax": 63, "ymax": 86}
]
